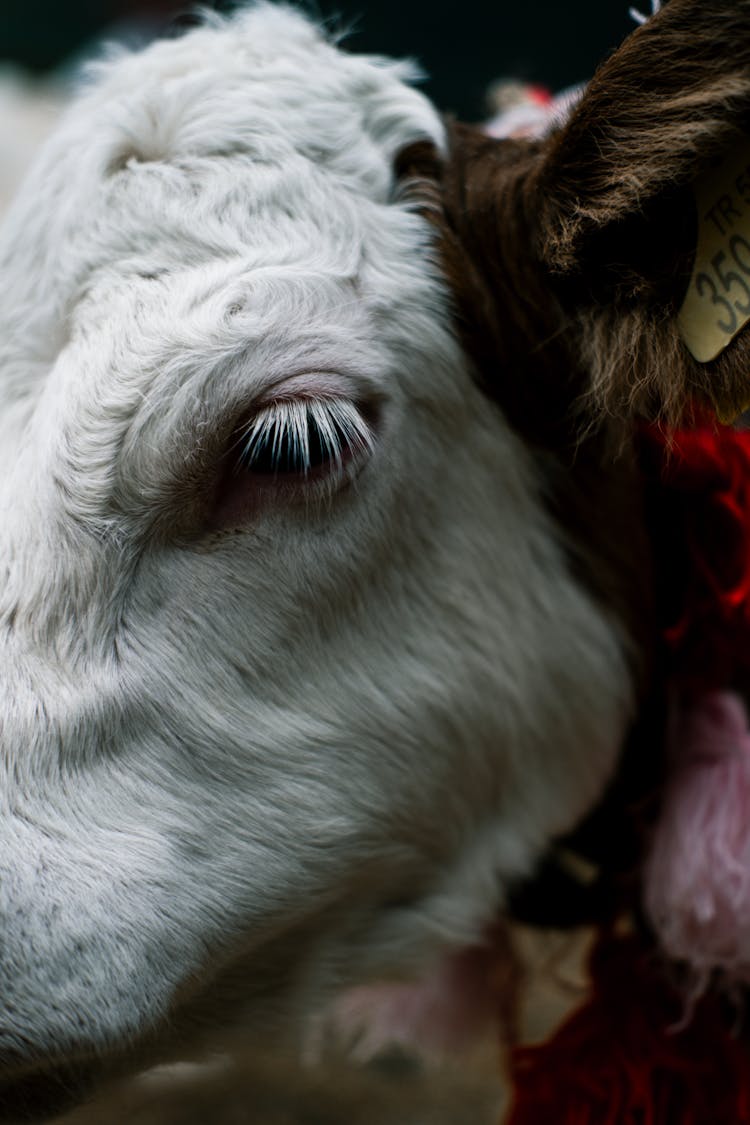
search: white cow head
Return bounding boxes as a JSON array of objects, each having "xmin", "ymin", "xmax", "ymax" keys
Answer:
[{"xmin": 1, "ymin": 1, "xmax": 749, "ymax": 1118}]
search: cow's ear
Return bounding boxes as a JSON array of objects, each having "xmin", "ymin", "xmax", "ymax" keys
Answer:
[{"xmin": 536, "ymin": 0, "xmax": 750, "ymax": 424}]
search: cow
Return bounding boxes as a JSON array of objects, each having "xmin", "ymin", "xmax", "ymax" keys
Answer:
[{"xmin": 0, "ymin": 1, "xmax": 749, "ymax": 1119}]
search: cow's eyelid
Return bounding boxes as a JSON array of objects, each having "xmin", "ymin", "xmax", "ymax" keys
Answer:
[{"xmin": 236, "ymin": 398, "xmax": 374, "ymax": 479}]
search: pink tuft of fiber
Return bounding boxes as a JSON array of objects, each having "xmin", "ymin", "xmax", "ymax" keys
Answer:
[{"xmin": 644, "ymin": 690, "xmax": 750, "ymax": 990}]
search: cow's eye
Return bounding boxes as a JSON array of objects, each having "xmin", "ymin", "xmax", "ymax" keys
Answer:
[
  {"xmin": 238, "ymin": 398, "xmax": 374, "ymax": 479},
  {"xmin": 210, "ymin": 397, "xmax": 375, "ymax": 529}
]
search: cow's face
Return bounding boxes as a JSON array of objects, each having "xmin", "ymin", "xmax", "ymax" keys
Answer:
[{"xmin": 1, "ymin": 1, "xmax": 749, "ymax": 1118}]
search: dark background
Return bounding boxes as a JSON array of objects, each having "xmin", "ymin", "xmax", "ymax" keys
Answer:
[{"xmin": 0, "ymin": 1, "xmax": 638, "ymax": 118}]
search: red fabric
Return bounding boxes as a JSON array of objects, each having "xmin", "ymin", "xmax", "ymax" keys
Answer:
[
  {"xmin": 506, "ymin": 933, "xmax": 750, "ymax": 1125},
  {"xmin": 641, "ymin": 422, "xmax": 750, "ymax": 690},
  {"xmin": 505, "ymin": 421, "xmax": 750, "ymax": 1124}
]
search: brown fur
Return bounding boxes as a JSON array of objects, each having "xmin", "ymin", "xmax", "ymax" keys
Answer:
[
  {"xmin": 397, "ymin": 0, "xmax": 750, "ymax": 694},
  {"xmin": 406, "ymin": 0, "xmax": 750, "ymax": 429},
  {"xmin": 396, "ymin": 128, "xmax": 654, "ymax": 690},
  {"xmin": 539, "ymin": 0, "xmax": 750, "ymax": 423}
]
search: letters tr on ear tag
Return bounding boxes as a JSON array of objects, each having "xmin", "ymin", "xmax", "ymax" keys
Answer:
[{"xmin": 678, "ymin": 141, "xmax": 750, "ymax": 366}]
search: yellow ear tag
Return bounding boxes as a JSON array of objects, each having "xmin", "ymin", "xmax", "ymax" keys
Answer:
[{"xmin": 678, "ymin": 141, "xmax": 750, "ymax": 365}]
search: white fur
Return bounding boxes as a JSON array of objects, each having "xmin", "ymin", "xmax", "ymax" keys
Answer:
[{"xmin": 0, "ymin": 3, "xmax": 632, "ymax": 1087}]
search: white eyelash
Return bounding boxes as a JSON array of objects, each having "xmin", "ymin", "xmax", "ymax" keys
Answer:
[{"xmin": 239, "ymin": 398, "xmax": 374, "ymax": 476}]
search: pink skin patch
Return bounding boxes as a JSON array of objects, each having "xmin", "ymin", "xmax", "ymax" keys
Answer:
[{"xmin": 326, "ymin": 928, "xmax": 517, "ymax": 1061}]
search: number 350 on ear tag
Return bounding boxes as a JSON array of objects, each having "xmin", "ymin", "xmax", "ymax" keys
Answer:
[{"xmin": 678, "ymin": 142, "xmax": 750, "ymax": 364}]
